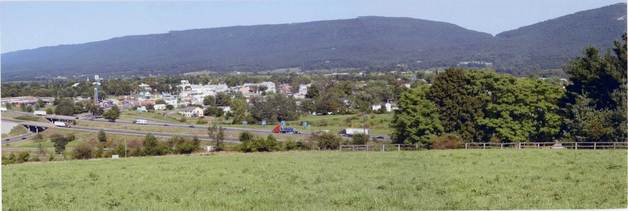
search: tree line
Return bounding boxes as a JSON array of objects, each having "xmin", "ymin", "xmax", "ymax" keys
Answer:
[{"xmin": 392, "ymin": 34, "xmax": 627, "ymax": 146}]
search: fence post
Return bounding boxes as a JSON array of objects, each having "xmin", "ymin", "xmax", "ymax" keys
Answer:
[
  {"xmin": 482, "ymin": 143, "xmax": 486, "ymax": 149},
  {"xmin": 382, "ymin": 144, "xmax": 385, "ymax": 152},
  {"xmin": 593, "ymin": 142, "xmax": 596, "ymax": 150},
  {"xmin": 575, "ymin": 142, "xmax": 578, "ymax": 150},
  {"xmin": 500, "ymin": 143, "xmax": 503, "ymax": 149},
  {"xmin": 397, "ymin": 144, "xmax": 400, "ymax": 151},
  {"xmin": 613, "ymin": 142, "xmax": 616, "ymax": 149},
  {"xmin": 352, "ymin": 145, "xmax": 355, "ymax": 151},
  {"xmin": 518, "ymin": 142, "xmax": 521, "ymax": 149},
  {"xmin": 465, "ymin": 143, "xmax": 468, "ymax": 149},
  {"xmin": 366, "ymin": 145, "xmax": 369, "ymax": 151}
]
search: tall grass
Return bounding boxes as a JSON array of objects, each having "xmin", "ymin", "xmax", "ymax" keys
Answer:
[{"xmin": 3, "ymin": 150, "xmax": 626, "ymax": 210}]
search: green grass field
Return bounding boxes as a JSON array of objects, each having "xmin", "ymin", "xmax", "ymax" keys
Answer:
[{"xmin": 3, "ymin": 150, "xmax": 626, "ymax": 210}]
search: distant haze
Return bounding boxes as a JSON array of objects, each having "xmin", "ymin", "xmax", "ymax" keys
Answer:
[{"xmin": 0, "ymin": 0, "xmax": 625, "ymax": 53}]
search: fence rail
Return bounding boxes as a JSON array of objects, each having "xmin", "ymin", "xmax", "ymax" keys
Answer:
[
  {"xmin": 337, "ymin": 142, "xmax": 628, "ymax": 152},
  {"xmin": 465, "ymin": 142, "xmax": 628, "ymax": 150},
  {"xmin": 339, "ymin": 144, "xmax": 419, "ymax": 152}
]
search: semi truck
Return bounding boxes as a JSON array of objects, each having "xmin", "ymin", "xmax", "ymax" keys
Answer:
[{"xmin": 272, "ymin": 124, "xmax": 300, "ymax": 134}]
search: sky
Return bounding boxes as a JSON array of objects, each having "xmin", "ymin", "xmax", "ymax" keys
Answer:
[{"xmin": 0, "ymin": 0, "xmax": 625, "ymax": 53}]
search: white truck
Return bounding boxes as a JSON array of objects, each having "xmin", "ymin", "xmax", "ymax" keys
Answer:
[
  {"xmin": 53, "ymin": 121, "xmax": 69, "ymax": 127},
  {"xmin": 33, "ymin": 110, "xmax": 47, "ymax": 116},
  {"xmin": 133, "ymin": 119, "xmax": 148, "ymax": 125},
  {"xmin": 341, "ymin": 128, "xmax": 369, "ymax": 137}
]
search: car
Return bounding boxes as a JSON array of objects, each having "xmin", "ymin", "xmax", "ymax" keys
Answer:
[
  {"xmin": 21, "ymin": 137, "xmax": 27, "ymax": 140},
  {"xmin": 375, "ymin": 136, "xmax": 385, "ymax": 140},
  {"xmin": 188, "ymin": 125, "xmax": 195, "ymax": 128}
]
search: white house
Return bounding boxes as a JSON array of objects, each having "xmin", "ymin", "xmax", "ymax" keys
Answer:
[
  {"xmin": 371, "ymin": 102, "xmax": 394, "ymax": 112},
  {"xmin": 154, "ymin": 104, "xmax": 167, "ymax": 110},
  {"xmin": 179, "ymin": 107, "xmax": 204, "ymax": 118},
  {"xmin": 136, "ymin": 106, "xmax": 148, "ymax": 112},
  {"xmin": 218, "ymin": 106, "xmax": 232, "ymax": 114}
]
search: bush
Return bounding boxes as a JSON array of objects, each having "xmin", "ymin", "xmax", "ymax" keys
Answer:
[
  {"xmin": 73, "ymin": 142, "xmax": 94, "ymax": 159},
  {"xmin": 16, "ymin": 151, "xmax": 30, "ymax": 163},
  {"xmin": 352, "ymin": 134, "xmax": 369, "ymax": 145},
  {"xmin": 284, "ymin": 140, "xmax": 298, "ymax": 151},
  {"xmin": 310, "ymin": 133, "xmax": 342, "ymax": 150},
  {"xmin": 3, "ymin": 153, "xmax": 16, "ymax": 165},
  {"xmin": 431, "ymin": 134, "xmax": 463, "ymax": 149},
  {"xmin": 239, "ymin": 134, "xmax": 279, "ymax": 152},
  {"xmin": 196, "ymin": 118, "xmax": 208, "ymax": 125},
  {"xmin": 50, "ymin": 133, "xmax": 73, "ymax": 154}
]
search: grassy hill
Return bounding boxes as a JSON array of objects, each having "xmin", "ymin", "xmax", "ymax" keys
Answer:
[{"xmin": 3, "ymin": 150, "xmax": 626, "ymax": 210}]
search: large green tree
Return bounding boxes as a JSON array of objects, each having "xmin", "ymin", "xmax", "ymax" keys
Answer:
[
  {"xmin": 476, "ymin": 73, "xmax": 563, "ymax": 142},
  {"xmin": 391, "ymin": 85, "xmax": 443, "ymax": 145},
  {"xmin": 428, "ymin": 68, "xmax": 484, "ymax": 142},
  {"xmin": 561, "ymin": 34, "xmax": 626, "ymax": 142}
]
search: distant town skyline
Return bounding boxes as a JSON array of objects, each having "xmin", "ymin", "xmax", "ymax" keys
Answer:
[{"xmin": 1, "ymin": 0, "xmax": 624, "ymax": 53}]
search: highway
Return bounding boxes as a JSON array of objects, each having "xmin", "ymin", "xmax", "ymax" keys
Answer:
[
  {"xmin": 2, "ymin": 132, "xmax": 36, "ymax": 144},
  {"xmin": 2, "ymin": 110, "xmax": 391, "ymax": 142}
]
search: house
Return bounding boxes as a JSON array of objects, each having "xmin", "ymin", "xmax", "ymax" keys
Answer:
[
  {"xmin": 136, "ymin": 106, "xmax": 148, "ymax": 112},
  {"xmin": 179, "ymin": 107, "xmax": 204, "ymax": 118},
  {"xmin": 154, "ymin": 104, "xmax": 167, "ymax": 110},
  {"xmin": 371, "ymin": 102, "xmax": 395, "ymax": 112},
  {"xmin": 218, "ymin": 106, "xmax": 232, "ymax": 114}
]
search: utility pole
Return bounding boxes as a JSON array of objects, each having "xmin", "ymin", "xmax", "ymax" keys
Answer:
[{"xmin": 124, "ymin": 138, "xmax": 127, "ymax": 158}]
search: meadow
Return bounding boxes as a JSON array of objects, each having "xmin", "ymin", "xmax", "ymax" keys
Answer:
[{"xmin": 2, "ymin": 150, "xmax": 626, "ymax": 210}]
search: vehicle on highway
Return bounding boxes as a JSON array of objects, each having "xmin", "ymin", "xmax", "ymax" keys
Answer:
[
  {"xmin": 272, "ymin": 124, "xmax": 300, "ymax": 134},
  {"xmin": 54, "ymin": 121, "xmax": 70, "ymax": 127},
  {"xmin": 340, "ymin": 128, "xmax": 369, "ymax": 137},
  {"xmin": 33, "ymin": 110, "xmax": 47, "ymax": 116},
  {"xmin": 133, "ymin": 119, "xmax": 148, "ymax": 124}
]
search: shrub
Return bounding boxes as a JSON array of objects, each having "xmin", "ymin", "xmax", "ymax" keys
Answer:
[
  {"xmin": 97, "ymin": 130, "xmax": 107, "ymax": 143},
  {"xmin": 239, "ymin": 134, "xmax": 279, "ymax": 152},
  {"xmin": 196, "ymin": 118, "xmax": 208, "ymax": 125},
  {"xmin": 310, "ymin": 132, "xmax": 342, "ymax": 150},
  {"xmin": 73, "ymin": 142, "xmax": 94, "ymax": 159},
  {"xmin": 50, "ymin": 133, "xmax": 73, "ymax": 154},
  {"xmin": 3, "ymin": 154, "xmax": 16, "ymax": 165},
  {"xmin": 431, "ymin": 134, "xmax": 463, "ymax": 149},
  {"xmin": 16, "ymin": 151, "xmax": 30, "ymax": 163},
  {"xmin": 284, "ymin": 140, "xmax": 298, "ymax": 151},
  {"xmin": 352, "ymin": 134, "xmax": 369, "ymax": 145}
]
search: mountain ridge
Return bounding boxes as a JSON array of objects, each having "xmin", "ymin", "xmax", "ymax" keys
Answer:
[{"xmin": 2, "ymin": 3, "xmax": 626, "ymax": 80}]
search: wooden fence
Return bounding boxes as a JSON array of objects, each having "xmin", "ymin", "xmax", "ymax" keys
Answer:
[
  {"xmin": 339, "ymin": 144, "xmax": 420, "ymax": 152},
  {"xmin": 337, "ymin": 142, "xmax": 628, "ymax": 152},
  {"xmin": 465, "ymin": 142, "xmax": 628, "ymax": 150}
]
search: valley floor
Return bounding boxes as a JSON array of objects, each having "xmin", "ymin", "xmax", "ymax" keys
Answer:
[{"xmin": 2, "ymin": 150, "xmax": 626, "ymax": 210}]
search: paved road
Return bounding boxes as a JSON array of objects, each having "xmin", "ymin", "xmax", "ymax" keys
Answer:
[
  {"xmin": 3, "ymin": 110, "xmax": 391, "ymax": 140},
  {"xmin": 66, "ymin": 126, "xmax": 241, "ymax": 143},
  {"xmin": 2, "ymin": 132, "xmax": 35, "ymax": 144}
]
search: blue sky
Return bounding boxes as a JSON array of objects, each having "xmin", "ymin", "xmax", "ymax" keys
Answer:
[{"xmin": 0, "ymin": 0, "xmax": 624, "ymax": 53}]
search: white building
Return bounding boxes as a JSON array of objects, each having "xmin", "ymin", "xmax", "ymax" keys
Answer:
[
  {"xmin": 178, "ymin": 81, "xmax": 230, "ymax": 105},
  {"xmin": 138, "ymin": 83, "xmax": 153, "ymax": 99},
  {"xmin": 154, "ymin": 104, "xmax": 167, "ymax": 110},
  {"xmin": 136, "ymin": 106, "xmax": 148, "ymax": 112},
  {"xmin": 371, "ymin": 102, "xmax": 394, "ymax": 112},
  {"xmin": 179, "ymin": 107, "xmax": 205, "ymax": 118},
  {"xmin": 293, "ymin": 84, "xmax": 310, "ymax": 99}
]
